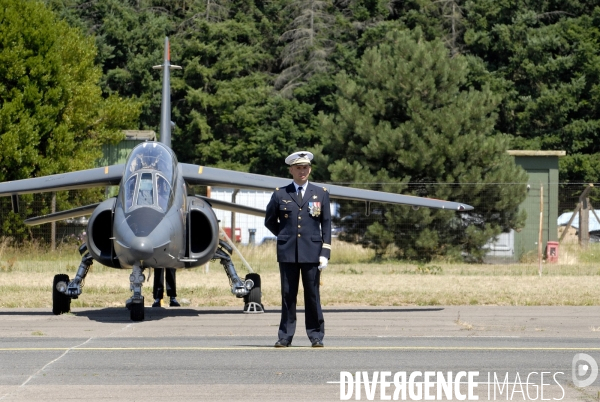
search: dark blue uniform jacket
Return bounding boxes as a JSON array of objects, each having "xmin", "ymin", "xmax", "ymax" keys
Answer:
[{"xmin": 264, "ymin": 182, "xmax": 331, "ymax": 263}]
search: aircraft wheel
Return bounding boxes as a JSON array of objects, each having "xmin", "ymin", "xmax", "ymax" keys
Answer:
[
  {"xmin": 130, "ymin": 301, "xmax": 145, "ymax": 322},
  {"xmin": 244, "ymin": 273, "xmax": 263, "ymax": 312},
  {"xmin": 52, "ymin": 274, "xmax": 71, "ymax": 315}
]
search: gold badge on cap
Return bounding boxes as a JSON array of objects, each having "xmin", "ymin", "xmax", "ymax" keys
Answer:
[{"xmin": 285, "ymin": 151, "xmax": 314, "ymax": 166}]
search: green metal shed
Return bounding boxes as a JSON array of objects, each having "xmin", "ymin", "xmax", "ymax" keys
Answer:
[
  {"xmin": 97, "ymin": 130, "xmax": 157, "ymax": 166},
  {"xmin": 485, "ymin": 150, "xmax": 565, "ymax": 262},
  {"xmin": 97, "ymin": 130, "xmax": 156, "ymax": 198}
]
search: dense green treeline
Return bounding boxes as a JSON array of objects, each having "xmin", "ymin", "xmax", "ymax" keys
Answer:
[
  {"xmin": 0, "ymin": 0, "xmax": 139, "ymax": 239},
  {"xmin": 3, "ymin": 0, "xmax": 600, "ymax": 259},
  {"xmin": 43, "ymin": 0, "xmax": 600, "ymax": 181},
  {"xmin": 463, "ymin": 0, "xmax": 600, "ymax": 184}
]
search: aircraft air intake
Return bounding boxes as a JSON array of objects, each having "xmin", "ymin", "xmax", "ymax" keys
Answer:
[
  {"xmin": 87, "ymin": 198, "xmax": 120, "ymax": 268},
  {"xmin": 186, "ymin": 196, "xmax": 220, "ymax": 266}
]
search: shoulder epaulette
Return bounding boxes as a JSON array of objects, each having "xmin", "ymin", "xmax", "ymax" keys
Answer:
[
  {"xmin": 323, "ymin": 187, "xmax": 327, "ymax": 191},
  {"xmin": 275, "ymin": 187, "xmax": 279, "ymax": 191}
]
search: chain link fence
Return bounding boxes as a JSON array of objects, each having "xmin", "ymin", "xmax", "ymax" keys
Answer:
[{"xmin": 0, "ymin": 183, "xmax": 597, "ymax": 262}]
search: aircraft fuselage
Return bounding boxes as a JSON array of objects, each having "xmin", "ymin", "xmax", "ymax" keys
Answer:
[{"xmin": 112, "ymin": 142, "xmax": 187, "ymax": 269}]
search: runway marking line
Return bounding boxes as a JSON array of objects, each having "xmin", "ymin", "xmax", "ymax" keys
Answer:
[
  {"xmin": 1, "ymin": 346, "xmax": 600, "ymax": 351},
  {"xmin": 0, "ymin": 337, "xmax": 94, "ymax": 401}
]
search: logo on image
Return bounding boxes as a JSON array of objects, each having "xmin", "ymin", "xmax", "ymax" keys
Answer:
[{"xmin": 572, "ymin": 353, "xmax": 598, "ymax": 388}]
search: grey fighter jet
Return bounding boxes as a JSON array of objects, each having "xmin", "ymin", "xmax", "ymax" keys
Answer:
[{"xmin": 0, "ymin": 37, "xmax": 473, "ymax": 322}]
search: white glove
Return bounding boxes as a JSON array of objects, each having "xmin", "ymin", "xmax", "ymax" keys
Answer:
[{"xmin": 318, "ymin": 256, "xmax": 328, "ymax": 270}]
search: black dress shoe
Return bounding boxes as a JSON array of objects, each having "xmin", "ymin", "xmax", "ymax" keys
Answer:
[
  {"xmin": 311, "ymin": 338, "xmax": 324, "ymax": 348},
  {"xmin": 169, "ymin": 297, "xmax": 181, "ymax": 307},
  {"xmin": 152, "ymin": 299, "xmax": 162, "ymax": 307},
  {"xmin": 274, "ymin": 339, "xmax": 292, "ymax": 348}
]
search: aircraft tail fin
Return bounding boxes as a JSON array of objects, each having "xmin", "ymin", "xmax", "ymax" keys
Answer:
[{"xmin": 152, "ymin": 37, "xmax": 181, "ymax": 148}]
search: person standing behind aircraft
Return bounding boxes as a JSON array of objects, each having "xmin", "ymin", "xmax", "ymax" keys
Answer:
[
  {"xmin": 152, "ymin": 268, "xmax": 180, "ymax": 307},
  {"xmin": 264, "ymin": 151, "xmax": 331, "ymax": 348}
]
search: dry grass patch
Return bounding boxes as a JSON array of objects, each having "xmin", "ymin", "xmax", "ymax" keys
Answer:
[
  {"xmin": 2, "ymin": 263, "xmax": 600, "ymax": 308},
  {"xmin": 2, "ymin": 239, "xmax": 600, "ymax": 308},
  {"xmin": 454, "ymin": 313, "xmax": 474, "ymax": 331}
]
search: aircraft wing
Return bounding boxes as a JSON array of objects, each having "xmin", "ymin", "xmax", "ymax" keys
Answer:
[
  {"xmin": 21, "ymin": 196, "xmax": 267, "ymax": 226},
  {"xmin": 199, "ymin": 196, "xmax": 265, "ymax": 217},
  {"xmin": 0, "ymin": 165, "xmax": 125, "ymax": 196},
  {"xmin": 23, "ymin": 203, "xmax": 100, "ymax": 226},
  {"xmin": 181, "ymin": 164, "xmax": 473, "ymax": 211}
]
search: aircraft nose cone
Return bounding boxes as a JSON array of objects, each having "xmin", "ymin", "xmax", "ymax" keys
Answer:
[{"xmin": 130, "ymin": 238, "xmax": 154, "ymax": 261}]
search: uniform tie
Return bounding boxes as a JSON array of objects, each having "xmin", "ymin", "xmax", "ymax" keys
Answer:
[{"xmin": 298, "ymin": 186, "xmax": 303, "ymax": 203}]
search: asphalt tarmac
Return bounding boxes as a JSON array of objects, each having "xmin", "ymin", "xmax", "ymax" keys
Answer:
[{"xmin": 0, "ymin": 306, "xmax": 599, "ymax": 401}]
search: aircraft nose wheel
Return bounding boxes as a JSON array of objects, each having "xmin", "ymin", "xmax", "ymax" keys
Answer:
[
  {"xmin": 129, "ymin": 297, "xmax": 145, "ymax": 321},
  {"xmin": 52, "ymin": 274, "xmax": 71, "ymax": 315},
  {"xmin": 243, "ymin": 273, "xmax": 264, "ymax": 313}
]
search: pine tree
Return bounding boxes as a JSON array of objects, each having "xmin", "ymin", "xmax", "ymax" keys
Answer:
[
  {"xmin": 462, "ymin": 1, "xmax": 600, "ymax": 184},
  {"xmin": 319, "ymin": 28, "xmax": 528, "ymax": 260},
  {"xmin": 275, "ymin": 0, "xmax": 335, "ymax": 96}
]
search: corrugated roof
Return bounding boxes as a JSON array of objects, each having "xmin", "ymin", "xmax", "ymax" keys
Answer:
[
  {"xmin": 123, "ymin": 130, "xmax": 157, "ymax": 141},
  {"xmin": 507, "ymin": 150, "xmax": 566, "ymax": 157}
]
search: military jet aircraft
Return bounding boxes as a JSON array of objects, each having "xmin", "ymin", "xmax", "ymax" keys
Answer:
[{"xmin": 0, "ymin": 37, "xmax": 473, "ymax": 322}]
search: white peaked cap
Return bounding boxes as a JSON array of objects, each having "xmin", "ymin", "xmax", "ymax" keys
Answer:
[{"xmin": 285, "ymin": 151, "xmax": 314, "ymax": 166}]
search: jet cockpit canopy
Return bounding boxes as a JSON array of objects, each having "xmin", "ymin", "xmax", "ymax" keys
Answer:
[{"xmin": 122, "ymin": 142, "xmax": 178, "ymax": 212}]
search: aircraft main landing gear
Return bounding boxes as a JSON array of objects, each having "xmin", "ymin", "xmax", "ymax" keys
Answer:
[
  {"xmin": 52, "ymin": 274, "xmax": 71, "ymax": 315},
  {"xmin": 214, "ymin": 240, "xmax": 263, "ymax": 313},
  {"xmin": 52, "ymin": 244, "xmax": 93, "ymax": 315},
  {"xmin": 243, "ymin": 272, "xmax": 263, "ymax": 313}
]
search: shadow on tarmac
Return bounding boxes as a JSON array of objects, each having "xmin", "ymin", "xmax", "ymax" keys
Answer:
[
  {"xmin": 323, "ymin": 308, "xmax": 444, "ymax": 313},
  {"xmin": 0, "ymin": 306, "xmax": 444, "ymax": 324}
]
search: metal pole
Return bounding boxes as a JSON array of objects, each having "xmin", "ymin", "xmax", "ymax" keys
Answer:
[
  {"xmin": 51, "ymin": 192, "xmax": 56, "ymax": 251},
  {"xmin": 538, "ymin": 184, "xmax": 543, "ymax": 277},
  {"xmin": 578, "ymin": 184, "xmax": 593, "ymax": 248},
  {"xmin": 231, "ymin": 189, "xmax": 239, "ymax": 243},
  {"xmin": 220, "ymin": 228, "xmax": 254, "ymax": 273}
]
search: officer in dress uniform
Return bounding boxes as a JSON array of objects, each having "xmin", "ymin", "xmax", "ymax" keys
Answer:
[{"xmin": 264, "ymin": 151, "xmax": 331, "ymax": 348}]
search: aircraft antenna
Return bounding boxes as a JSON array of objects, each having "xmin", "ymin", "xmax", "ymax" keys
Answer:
[{"xmin": 152, "ymin": 37, "xmax": 181, "ymax": 148}]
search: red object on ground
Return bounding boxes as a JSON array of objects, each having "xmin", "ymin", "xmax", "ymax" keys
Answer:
[
  {"xmin": 546, "ymin": 241, "xmax": 559, "ymax": 263},
  {"xmin": 224, "ymin": 227, "xmax": 242, "ymax": 242}
]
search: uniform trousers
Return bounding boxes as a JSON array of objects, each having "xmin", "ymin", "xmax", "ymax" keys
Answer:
[
  {"xmin": 278, "ymin": 262, "xmax": 324, "ymax": 341},
  {"xmin": 153, "ymin": 268, "xmax": 177, "ymax": 299}
]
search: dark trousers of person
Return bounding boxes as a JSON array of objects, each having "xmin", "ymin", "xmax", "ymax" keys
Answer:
[
  {"xmin": 278, "ymin": 262, "xmax": 324, "ymax": 342},
  {"xmin": 153, "ymin": 268, "xmax": 177, "ymax": 299}
]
